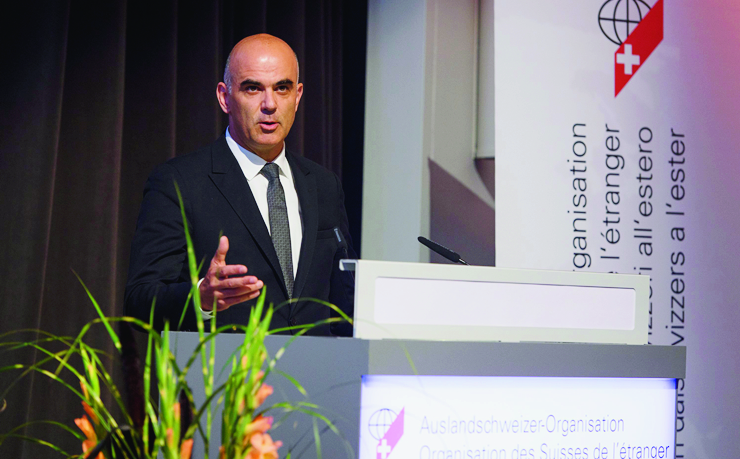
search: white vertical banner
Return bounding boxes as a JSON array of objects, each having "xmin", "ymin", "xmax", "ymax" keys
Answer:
[{"xmin": 490, "ymin": 0, "xmax": 740, "ymax": 457}]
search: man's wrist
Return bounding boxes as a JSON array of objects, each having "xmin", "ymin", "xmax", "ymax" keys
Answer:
[{"xmin": 197, "ymin": 278, "xmax": 215, "ymax": 319}]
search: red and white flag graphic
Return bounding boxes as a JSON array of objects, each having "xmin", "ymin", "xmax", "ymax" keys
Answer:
[
  {"xmin": 614, "ymin": 0, "xmax": 663, "ymax": 96},
  {"xmin": 376, "ymin": 408, "xmax": 404, "ymax": 459}
]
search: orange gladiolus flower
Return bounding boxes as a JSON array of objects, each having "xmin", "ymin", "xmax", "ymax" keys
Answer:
[
  {"xmin": 74, "ymin": 416, "xmax": 95, "ymax": 443},
  {"xmin": 254, "ymin": 384, "xmax": 273, "ymax": 408},
  {"xmin": 240, "ymin": 415, "xmax": 274, "ymax": 449},
  {"xmin": 166, "ymin": 427, "xmax": 175, "ymax": 448},
  {"xmin": 249, "ymin": 370, "xmax": 273, "ymax": 409},
  {"xmin": 180, "ymin": 438, "xmax": 194, "ymax": 459},
  {"xmin": 247, "ymin": 415, "xmax": 273, "ymax": 435},
  {"xmin": 74, "ymin": 416, "xmax": 104, "ymax": 459},
  {"xmin": 247, "ymin": 432, "xmax": 282, "ymax": 459},
  {"xmin": 81, "ymin": 401, "xmax": 99, "ymax": 425}
]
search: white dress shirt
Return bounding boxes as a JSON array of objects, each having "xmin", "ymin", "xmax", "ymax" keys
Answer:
[
  {"xmin": 225, "ymin": 127, "xmax": 303, "ymax": 269},
  {"xmin": 201, "ymin": 128, "xmax": 303, "ymax": 317}
]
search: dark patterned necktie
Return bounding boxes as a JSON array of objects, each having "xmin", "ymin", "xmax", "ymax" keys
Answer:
[{"xmin": 260, "ymin": 163, "xmax": 294, "ymax": 299}]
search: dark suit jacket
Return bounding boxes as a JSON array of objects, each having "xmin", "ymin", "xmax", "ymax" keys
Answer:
[{"xmin": 124, "ymin": 135, "xmax": 355, "ymax": 335}]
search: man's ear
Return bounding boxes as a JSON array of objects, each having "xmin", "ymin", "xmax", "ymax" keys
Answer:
[
  {"xmin": 216, "ymin": 82, "xmax": 230, "ymax": 114},
  {"xmin": 294, "ymin": 82, "xmax": 304, "ymax": 113}
]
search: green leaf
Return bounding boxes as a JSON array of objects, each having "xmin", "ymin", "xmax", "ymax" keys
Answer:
[
  {"xmin": 178, "ymin": 287, "xmax": 195, "ymax": 331},
  {"xmin": 273, "ymin": 370, "xmax": 308, "ymax": 397},
  {"xmin": 0, "ymin": 420, "xmax": 85, "ymax": 443},
  {"xmin": 72, "ymin": 270, "xmax": 121, "ymax": 353},
  {"xmin": 0, "ymin": 433, "xmax": 74, "ymax": 457},
  {"xmin": 0, "ymin": 348, "xmax": 85, "ymax": 404},
  {"xmin": 313, "ymin": 417, "xmax": 322, "ymax": 459}
]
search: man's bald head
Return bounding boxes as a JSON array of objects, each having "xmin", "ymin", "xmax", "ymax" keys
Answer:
[
  {"xmin": 223, "ymin": 34, "xmax": 300, "ymax": 93},
  {"xmin": 216, "ymin": 33, "xmax": 304, "ymax": 161}
]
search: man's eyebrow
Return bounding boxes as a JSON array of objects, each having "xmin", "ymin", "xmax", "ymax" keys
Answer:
[
  {"xmin": 239, "ymin": 79, "xmax": 263, "ymax": 87},
  {"xmin": 275, "ymin": 79, "xmax": 294, "ymax": 86}
]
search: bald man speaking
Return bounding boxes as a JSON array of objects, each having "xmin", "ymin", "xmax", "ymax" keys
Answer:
[{"xmin": 124, "ymin": 35, "xmax": 355, "ymax": 336}]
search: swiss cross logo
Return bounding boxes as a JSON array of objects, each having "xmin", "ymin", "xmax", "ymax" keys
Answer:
[
  {"xmin": 599, "ymin": 0, "xmax": 664, "ymax": 96},
  {"xmin": 616, "ymin": 44, "xmax": 640, "ymax": 75},
  {"xmin": 368, "ymin": 407, "xmax": 405, "ymax": 459}
]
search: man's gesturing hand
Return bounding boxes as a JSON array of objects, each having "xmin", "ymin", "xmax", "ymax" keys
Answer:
[{"xmin": 199, "ymin": 236, "xmax": 264, "ymax": 312}]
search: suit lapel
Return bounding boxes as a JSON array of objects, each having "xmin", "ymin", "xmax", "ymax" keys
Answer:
[
  {"xmin": 208, "ymin": 136, "xmax": 287, "ymax": 298},
  {"xmin": 288, "ymin": 153, "xmax": 318, "ymax": 302}
]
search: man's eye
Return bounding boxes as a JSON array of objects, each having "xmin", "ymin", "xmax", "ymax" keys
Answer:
[
  {"xmin": 245, "ymin": 86, "xmax": 260, "ymax": 92},
  {"xmin": 276, "ymin": 86, "xmax": 289, "ymax": 93}
]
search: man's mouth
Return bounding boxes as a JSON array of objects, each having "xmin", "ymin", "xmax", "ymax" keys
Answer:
[{"xmin": 259, "ymin": 121, "xmax": 279, "ymax": 130}]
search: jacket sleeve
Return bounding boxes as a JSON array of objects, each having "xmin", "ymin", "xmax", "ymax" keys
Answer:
[{"xmin": 124, "ymin": 162, "xmax": 198, "ymax": 331}]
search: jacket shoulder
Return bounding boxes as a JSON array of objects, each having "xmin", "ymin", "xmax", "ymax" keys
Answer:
[
  {"xmin": 288, "ymin": 153, "xmax": 339, "ymax": 183},
  {"xmin": 164, "ymin": 139, "xmax": 220, "ymax": 172}
]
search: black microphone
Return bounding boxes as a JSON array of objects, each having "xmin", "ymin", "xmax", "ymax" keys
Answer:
[
  {"xmin": 417, "ymin": 236, "xmax": 469, "ymax": 265},
  {"xmin": 332, "ymin": 227, "xmax": 355, "ymax": 337},
  {"xmin": 333, "ymin": 226, "xmax": 349, "ymax": 253},
  {"xmin": 334, "ymin": 227, "xmax": 355, "ymax": 280}
]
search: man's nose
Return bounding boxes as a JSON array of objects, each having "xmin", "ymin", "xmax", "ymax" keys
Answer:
[{"xmin": 261, "ymin": 89, "xmax": 277, "ymax": 112}]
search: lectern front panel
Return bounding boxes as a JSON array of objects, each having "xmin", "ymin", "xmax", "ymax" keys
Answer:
[{"xmin": 359, "ymin": 375, "xmax": 677, "ymax": 459}]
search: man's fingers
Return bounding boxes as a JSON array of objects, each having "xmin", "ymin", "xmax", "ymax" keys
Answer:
[
  {"xmin": 218, "ymin": 276, "xmax": 261, "ymax": 289},
  {"xmin": 214, "ymin": 265, "xmax": 249, "ymax": 278},
  {"xmin": 215, "ymin": 290, "xmax": 262, "ymax": 310},
  {"xmin": 206, "ymin": 275, "xmax": 260, "ymax": 292},
  {"xmin": 215, "ymin": 283, "xmax": 263, "ymax": 300},
  {"xmin": 213, "ymin": 236, "xmax": 229, "ymax": 264}
]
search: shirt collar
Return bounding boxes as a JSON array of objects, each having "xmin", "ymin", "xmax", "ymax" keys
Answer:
[{"xmin": 225, "ymin": 127, "xmax": 292, "ymax": 182}]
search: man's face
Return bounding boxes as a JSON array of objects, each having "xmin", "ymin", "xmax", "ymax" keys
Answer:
[{"xmin": 217, "ymin": 38, "xmax": 303, "ymax": 161}]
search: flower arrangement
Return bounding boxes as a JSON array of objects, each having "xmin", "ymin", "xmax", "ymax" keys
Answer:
[{"xmin": 0, "ymin": 184, "xmax": 351, "ymax": 459}]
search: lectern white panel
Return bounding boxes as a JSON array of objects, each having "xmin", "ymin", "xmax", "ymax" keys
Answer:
[
  {"xmin": 375, "ymin": 278, "xmax": 635, "ymax": 330},
  {"xmin": 342, "ymin": 260, "xmax": 648, "ymax": 344}
]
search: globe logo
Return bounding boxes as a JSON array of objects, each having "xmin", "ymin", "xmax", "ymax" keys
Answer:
[
  {"xmin": 368, "ymin": 408, "xmax": 397, "ymax": 441},
  {"xmin": 599, "ymin": 0, "xmax": 652, "ymax": 45}
]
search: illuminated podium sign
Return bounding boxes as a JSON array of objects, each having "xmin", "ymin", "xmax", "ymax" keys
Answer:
[{"xmin": 360, "ymin": 376, "xmax": 676, "ymax": 459}]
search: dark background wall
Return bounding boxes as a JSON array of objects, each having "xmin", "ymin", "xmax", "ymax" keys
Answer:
[{"xmin": 0, "ymin": 1, "xmax": 367, "ymax": 457}]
